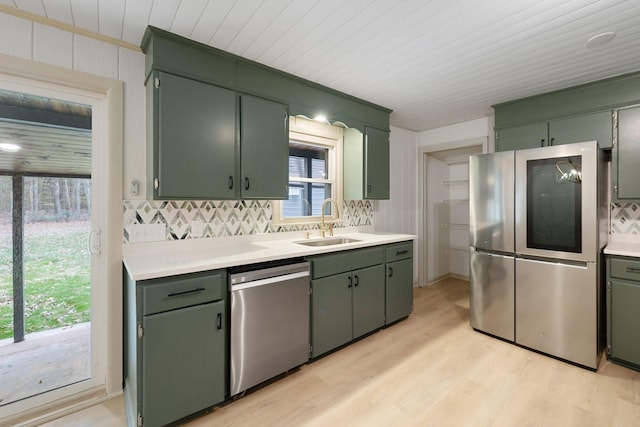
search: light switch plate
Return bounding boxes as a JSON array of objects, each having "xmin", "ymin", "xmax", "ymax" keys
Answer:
[{"xmin": 128, "ymin": 224, "xmax": 166, "ymax": 243}]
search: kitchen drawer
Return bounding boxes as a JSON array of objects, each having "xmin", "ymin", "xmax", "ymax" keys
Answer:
[
  {"xmin": 142, "ymin": 270, "xmax": 224, "ymax": 315},
  {"xmin": 385, "ymin": 242, "xmax": 413, "ymax": 263},
  {"xmin": 310, "ymin": 246, "xmax": 384, "ymax": 279},
  {"xmin": 609, "ymin": 257, "xmax": 640, "ymax": 282}
]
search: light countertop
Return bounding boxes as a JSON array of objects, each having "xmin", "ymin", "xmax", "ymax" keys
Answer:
[
  {"xmin": 123, "ymin": 227, "xmax": 415, "ymax": 281},
  {"xmin": 604, "ymin": 241, "xmax": 640, "ymax": 258}
]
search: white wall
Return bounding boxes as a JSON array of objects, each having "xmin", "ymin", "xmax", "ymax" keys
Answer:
[
  {"xmin": 375, "ymin": 125, "xmax": 418, "ymax": 234},
  {"xmin": 418, "ymin": 117, "xmax": 494, "ymax": 150}
]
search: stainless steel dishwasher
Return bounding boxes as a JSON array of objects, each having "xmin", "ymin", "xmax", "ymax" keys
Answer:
[{"xmin": 229, "ymin": 259, "xmax": 310, "ymax": 396}]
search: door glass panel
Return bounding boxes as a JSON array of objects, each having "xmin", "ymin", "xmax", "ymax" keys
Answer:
[
  {"xmin": 526, "ymin": 155, "xmax": 582, "ymax": 253},
  {"xmin": 0, "ymin": 89, "xmax": 92, "ymax": 406}
]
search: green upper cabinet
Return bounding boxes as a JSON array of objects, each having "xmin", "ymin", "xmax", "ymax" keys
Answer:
[
  {"xmin": 495, "ymin": 111, "xmax": 613, "ymax": 152},
  {"xmin": 496, "ymin": 122, "xmax": 548, "ymax": 151},
  {"xmin": 149, "ymin": 71, "xmax": 237, "ymax": 199},
  {"xmin": 493, "ymin": 71, "xmax": 640, "ymax": 152},
  {"xmin": 548, "ymin": 111, "xmax": 612, "ymax": 148},
  {"xmin": 147, "ymin": 72, "xmax": 289, "ymax": 200},
  {"xmin": 613, "ymin": 106, "xmax": 640, "ymax": 201},
  {"xmin": 344, "ymin": 126, "xmax": 390, "ymax": 200},
  {"xmin": 239, "ymin": 94, "xmax": 288, "ymax": 199}
]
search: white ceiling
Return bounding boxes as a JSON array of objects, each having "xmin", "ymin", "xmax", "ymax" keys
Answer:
[{"xmin": 2, "ymin": 0, "xmax": 640, "ymax": 132}]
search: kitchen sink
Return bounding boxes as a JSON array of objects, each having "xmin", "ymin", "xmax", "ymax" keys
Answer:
[{"xmin": 295, "ymin": 237, "xmax": 361, "ymax": 247}]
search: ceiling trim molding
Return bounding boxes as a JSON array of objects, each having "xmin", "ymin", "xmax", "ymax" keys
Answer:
[{"xmin": 0, "ymin": 5, "xmax": 141, "ymax": 52}]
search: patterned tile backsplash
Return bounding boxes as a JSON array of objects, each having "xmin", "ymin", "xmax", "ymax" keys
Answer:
[
  {"xmin": 611, "ymin": 202, "xmax": 640, "ymax": 235},
  {"xmin": 123, "ymin": 200, "xmax": 373, "ymax": 243}
]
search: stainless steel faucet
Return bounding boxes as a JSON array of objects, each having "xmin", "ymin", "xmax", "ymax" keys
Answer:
[{"xmin": 320, "ymin": 198, "xmax": 339, "ymax": 237}]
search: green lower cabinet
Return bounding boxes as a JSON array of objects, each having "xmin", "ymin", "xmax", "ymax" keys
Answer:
[
  {"xmin": 385, "ymin": 258, "xmax": 413, "ymax": 324},
  {"xmin": 352, "ymin": 264, "xmax": 386, "ymax": 338},
  {"xmin": 309, "ymin": 247, "xmax": 386, "ymax": 358},
  {"xmin": 607, "ymin": 255, "xmax": 640, "ymax": 370},
  {"xmin": 311, "ymin": 266, "xmax": 385, "ymax": 358},
  {"xmin": 124, "ymin": 269, "xmax": 227, "ymax": 427},
  {"xmin": 142, "ymin": 301, "xmax": 226, "ymax": 427},
  {"xmin": 311, "ymin": 272, "xmax": 353, "ymax": 358}
]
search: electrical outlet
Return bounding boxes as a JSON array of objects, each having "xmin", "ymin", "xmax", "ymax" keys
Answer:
[
  {"xmin": 191, "ymin": 220, "xmax": 204, "ymax": 238},
  {"xmin": 128, "ymin": 224, "xmax": 166, "ymax": 243}
]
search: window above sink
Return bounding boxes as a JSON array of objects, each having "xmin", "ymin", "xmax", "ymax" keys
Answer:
[{"xmin": 272, "ymin": 116, "xmax": 344, "ymax": 227}]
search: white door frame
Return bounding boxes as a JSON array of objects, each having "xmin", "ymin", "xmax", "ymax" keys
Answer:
[
  {"xmin": 416, "ymin": 137, "xmax": 487, "ymax": 286},
  {"xmin": 0, "ymin": 53, "xmax": 123, "ymax": 424}
]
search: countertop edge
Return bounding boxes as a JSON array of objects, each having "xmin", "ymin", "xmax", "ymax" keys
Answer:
[{"xmin": 124, "ymin": 231, "xmax": 416, "ymax": 281}]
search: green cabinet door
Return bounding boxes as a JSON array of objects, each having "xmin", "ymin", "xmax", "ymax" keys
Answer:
[
  {"xmin": 386, "ymin": 258, "xmax": 413, "ymax": 324},
  {"xmin": 610, "ymin": 279, "xmax": 640, "ymax": 367},
  {"xmin": 495, "ymin": 122, "xmax": 547, "ymax": 151},
  {"xmin": 548, "ymin": 111, "xmax": 612, "ymax": 148},
  {"xmin": 364, "ymin": 126, "xmax": 390, "ymax": 199},
  {"xmin": 311, "ymin": 272, "xmax": 353, "ymax": 358},
  {"xmin": 344, "ymin": 127, "xmax": 390, "ymax": 200},
  {"xmin": 142, "ymin": 300, "xmax": 226, "ymax": 427},
  {"xmin": 153, "ymin": 71, "xmax": 237, "ymax": 199},
  {"xmin": 352, "ymin": 264, "xmax": 385, "ymax": 338},
  {"xmin": 614, "ymin": 106, "xmax": 640, "ymax": 201},
  {"xmin": 240, "ymin": 94, "xmax": 288, "ymax": 199}
]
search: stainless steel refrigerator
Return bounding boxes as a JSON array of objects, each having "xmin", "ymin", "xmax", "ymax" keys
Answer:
[
  {"xmin": 470, "ymin": 141, "xmax": 606, "ymax": 369},
  {"xmin": 469, "ymin": 150, "xmax": 515, "ymax": 342},
  {"xmin": 514, "ymin": 141, "xmax": 606, "ymax": 369}
]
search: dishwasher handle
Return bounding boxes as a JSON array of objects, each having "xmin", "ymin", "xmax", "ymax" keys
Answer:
[{"xmin": 231, "ymin": 270, "xmax": 309, "ymax": 291}]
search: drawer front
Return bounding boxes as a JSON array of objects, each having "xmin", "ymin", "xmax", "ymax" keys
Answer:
[
  {"xmin": 385, "ymin": 242, "xmax": 413, "ymax": 263},
  {"xmin": 609, "ymin": 257, "xmax": 640, "ymax": 282},
  {"xmin": 311, "ymin": 246, "xmax": 384, "ymax": 279},
  {"xmin": 142, "ymin": 270, "xmax": 224, "ymax": 315}
]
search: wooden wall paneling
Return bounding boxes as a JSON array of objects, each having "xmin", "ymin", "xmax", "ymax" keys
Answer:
[
  {"xmin": 0, "ymin": 13, "xmax": 32, "ymax": 59},
  {"xmin": 33, "ymin": 23, "xmax": 73, "ymax": 68},
  {"xmin": 73, "ymin": 35, "xmax": 119, "ymax": 79}
]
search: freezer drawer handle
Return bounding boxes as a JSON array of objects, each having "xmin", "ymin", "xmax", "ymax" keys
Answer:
[
  {"xmin": 167, "ymin": 287, "xmax": 206, "ymax": 298},
  {"xmin": 626, "ymin": 267, "xmax": 640, "ymax": 274}
]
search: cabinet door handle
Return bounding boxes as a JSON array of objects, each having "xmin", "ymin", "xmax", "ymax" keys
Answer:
[
  {"xmin": 396, "ymin": 250, "xmax": 408, "ymax": 256},
  {"xmin": 354, "ymin": 275, "xmax": 359, "ymax": 287},
  {"xmin": 550, "ymin": 137, "xmax": 555, "ymax": 146},
  {"xmin": 217, "ymin": 313, "xmax": 223, "ymax": 330},
  {"xmin": 167, "ymin": 287, "xmax": 205, "ymax": 298},
  {"xmin": 626, "ymin": 267, "xmax": 640, "ymax": 273},
  {"xmin": 388, "ymin": 267, "xmax": 394, "ymax": 278},
  {"xmin": 228, "ymin": 176, "xmax": 234, "ymax": 189},
  {"xmin": 348, "ymin": 276, "xmax": 352, "ymax": 288},
  {"xmin": 245, "ymin": 177, "xmax": 250, "ymax": 190},
  {"xmin": 540, "ymin": 139, "xmax": 546, "ymax": 147}
]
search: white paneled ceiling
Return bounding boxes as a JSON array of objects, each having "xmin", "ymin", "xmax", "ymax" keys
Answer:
[{"xmin": 2, "ymin": 0, "xmax": 640, "ymax": 132}]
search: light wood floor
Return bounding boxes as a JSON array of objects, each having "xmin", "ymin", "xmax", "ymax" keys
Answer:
[{"xmin": 44, "ymin": 278, "xmax": 640, "ymax": 427}]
